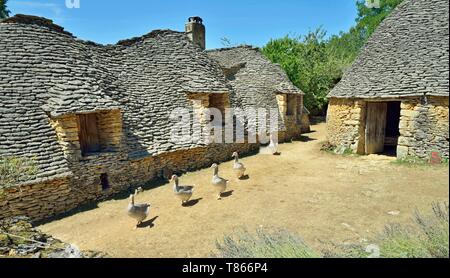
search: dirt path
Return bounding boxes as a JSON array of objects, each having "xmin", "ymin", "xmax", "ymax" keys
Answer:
[{"xmin": 39, "ymin": 122, "xmax": 449, "ymax": 258}]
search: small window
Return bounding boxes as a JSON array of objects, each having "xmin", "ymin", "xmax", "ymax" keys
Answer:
[
  {"xmin": 78, "ymin": 113, "xmax": 100, "ymax": 156},
  {"xmin": 286, "ymin": 95, "xmax": 296, "ymax": 116},
  {"xmin": 100, "ymin": 173, "xmax": 110, "ymax": 190},
  {"xmin": 209, "ymin": 94, "xmax": 227, "ymax": 126}
]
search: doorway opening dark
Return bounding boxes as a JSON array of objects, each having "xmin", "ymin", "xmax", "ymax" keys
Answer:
[
  {"xmin": 100, "ymin": 173, "xmax": 110, "ymax": 191},
  {"xmin": 383, "ymin": 102, "xmax": 401, "ymax": 156}
]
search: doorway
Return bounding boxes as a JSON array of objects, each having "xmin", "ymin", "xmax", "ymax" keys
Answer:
[
  {"xmin": 384, "ymin": 102, "xmax": 401, "ymax": 156},
  {"xmin": 364, "ymin": 101, "xmax": 401, "ymax": 155}
]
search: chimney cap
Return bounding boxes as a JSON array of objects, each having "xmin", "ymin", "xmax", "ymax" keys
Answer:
[{"xmin": 188, "ymin": 16, "xmax": 203, "ymax": 24}]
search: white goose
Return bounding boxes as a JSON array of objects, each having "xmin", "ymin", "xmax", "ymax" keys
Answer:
[
  {"xmin": 127, "ymin": 189, "xmax": 151, "ymax": 229},
  {"xmin": 170, "ymin": 174, "xmax": 194, "ymax": 206},
  {"xmin": 268, "ymin": 132, "xmax": 279, "ymax": 155},
  {"xmin": 210, "ymin": 163, "xmax": 229, "ymax": 200},
  {"xmin": 232, "ymin": 152, "xmax": 246, "ymax": 179}
]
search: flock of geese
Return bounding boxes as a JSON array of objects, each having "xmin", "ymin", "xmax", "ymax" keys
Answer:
[{"xmin": 126, "ymin": 151, "xmax": 250, "ymax": 229}]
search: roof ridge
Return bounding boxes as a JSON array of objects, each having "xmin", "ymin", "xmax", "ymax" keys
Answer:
[
  {"xmin": 1, "ymin": 14, "xmax": 73, "ymax": 37},
  {"xmin": 206, "ymin": 45, "xmax": 259, "ymax": 52},
  {"xmin": 115, "ymin": 29, "xmax": 184, "ymax": 46},
  {"xmin": 1, "ymin": 14, "xmax": 186, "ymax": 48}
]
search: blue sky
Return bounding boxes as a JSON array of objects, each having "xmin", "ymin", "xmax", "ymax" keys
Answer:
[{"xmin": 8, "ymin": 0, "xmax": 359, "ymax": 49}]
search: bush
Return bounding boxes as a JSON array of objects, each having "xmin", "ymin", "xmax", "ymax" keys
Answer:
[
  {"xmin": 325, "ymin": 202, "xmax": 449, "ymax": 258},
  {"xmin": 213, "ymin": 227, "xmax": 319, "ymax": 258},
  {"xmin": 213, "ymin": 203, "xmax": 449, "ymax": 258},
  {"xmin": 0, "ymin": 156, "xmax": 38, "ymax": 188},
  {"xmin": 379, "ymin": 202, "xmax": 449, "ymax": 258}
]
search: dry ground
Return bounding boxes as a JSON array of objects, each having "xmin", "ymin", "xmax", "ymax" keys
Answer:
[{"xmin": 39, "ymin": 122, "xmax": 449, "ymax": 258}]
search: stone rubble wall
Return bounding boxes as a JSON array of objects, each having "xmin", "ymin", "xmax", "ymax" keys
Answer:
[
  {"xmin": 0, "ymin": 178, "xmax": 75, "ymax": 221},
  {"xmin": 0, "ymin": 216, "xmax": 107, "ymax": 258},
  {"xmin": 326, "ymin": 98, "xmax": 366, "ymax": 153},
  {"xmin": 397, "ymin": 96, "xmax": 449, "ymax": 160},
  {"xmin": 301, "ymin": 113, "xmax": 311, "ymax": 133}
]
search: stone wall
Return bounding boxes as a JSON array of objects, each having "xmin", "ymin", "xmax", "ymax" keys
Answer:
[
  {"xmin": 301, "ymin": 113, "xmax": 311, "ymax": 133},
  {"xmin": 326, "ymin": 98, "xmax": 366, "ymax": 153},
  {"xmin": 397, "ymin": 96, "xmax": 449, "ymax": 160},
  {"xmin": 0, "ymin": 178, "xmax": 76, "ymax": 221},
  {"xmin": 276, "ymin": 94, "xmax": 302, "ymax": 141}
]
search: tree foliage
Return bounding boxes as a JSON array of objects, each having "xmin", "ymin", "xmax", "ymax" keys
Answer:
[
  {"xmin": 263, "ymin": 0, "xmax": 403, "ymax": 115},
  {"xmin": 264, "ymin": 29, "xmax": 342, "ymax": 114},
  {"xmin": 0, "ymin": 0, "xmax": 10, "ymax": 19},
  {"xmin": 356, "ymin": 0, "xmax": 404, "ymax": 38}
]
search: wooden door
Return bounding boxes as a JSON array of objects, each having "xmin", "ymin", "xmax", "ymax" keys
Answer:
[
  {"xmin": 365, "ymin": 102, "xmax": 387, "ymax": 154},
  {"xmin": 78, "ymin": 114, "xmax": 100, "ymax": 156}
]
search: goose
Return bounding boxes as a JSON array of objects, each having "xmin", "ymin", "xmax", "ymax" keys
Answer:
[
  {"xmin": 268, "ymin": 133, "xmax": 279, "ymax": 155},
  {"xmin": 232, "ymin": 152, "xmax": 246, "ymax": 179},
  {"xmin": 210, "ymin": 163, "xmax": 229, "ymax": 200},
  {"xmin": 127, "ymin": 189, "xmax": 150, "ymax": 229},
  {"xmin": 170, "ymin": 174, "xmax": 194, "ymax": 206}
]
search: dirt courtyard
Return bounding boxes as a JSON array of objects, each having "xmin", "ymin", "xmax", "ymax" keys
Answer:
[{"xmin": 38, "ymin": 122, "xmax": 449, "ymax": 258}]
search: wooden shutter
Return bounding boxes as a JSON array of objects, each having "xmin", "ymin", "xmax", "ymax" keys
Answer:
[
  {"xmin": 78, "ymin": 114, "xmax": 100, "ymax": 156},
  {"xmin": 365, "ymin": 102, "xmax": 387, "ymax": 154}
]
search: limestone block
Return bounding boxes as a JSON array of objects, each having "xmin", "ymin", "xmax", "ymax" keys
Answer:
[{"xmin": 397, "ymin": 145, "xmax": 409, "ymax": 159}]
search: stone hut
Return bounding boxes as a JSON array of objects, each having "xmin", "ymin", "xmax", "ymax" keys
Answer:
[
  {"xmin": 207, "ymin": 46, "xmax": 304, "ymax": 142},
  {"xmin": 326, "ymin": 0, "xmax": 449, "ymax": 160},
  {"xmin": 0, "ymin": 15, "xmax": 304, "ymax": 221}
]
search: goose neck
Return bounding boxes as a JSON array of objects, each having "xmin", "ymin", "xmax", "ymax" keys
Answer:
[{"xmin": 173, "ymin": 179, "xmax": 179, "ymax": 190}]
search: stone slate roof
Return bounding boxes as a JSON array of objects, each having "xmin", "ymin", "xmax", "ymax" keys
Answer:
[
  {"xmin": 329, "ymin": 0, "xmax": 449, "ymax": 99},
  {"xmin": 0, "ymin": 15, "xmax": 231, "ymax": 184},
  {"xmin": 207, "ymin": 46, "xmax": 303, "ymax": 130}
]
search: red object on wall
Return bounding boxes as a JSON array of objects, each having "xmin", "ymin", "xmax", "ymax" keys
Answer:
[{"xmin": 430, "ymin": 151, "xmax": 442, "ymax": 165}]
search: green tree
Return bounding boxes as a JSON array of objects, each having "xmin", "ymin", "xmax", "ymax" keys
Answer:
[
  {"xmin": 263, "ymin": 28, "xmax": 340, "ymax": 114},
  {"xmin": 0, "ymin": 0, "xmax": 10, "ymax": 19},
  {"xmin": 355, "ymin": 0, "xmax": 404, "ymax": 39}
]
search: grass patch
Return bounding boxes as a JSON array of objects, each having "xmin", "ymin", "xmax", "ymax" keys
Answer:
[
  {"xmin": 392, "ymin": 155, "xmax": 428, "ymax": 166},
  {"xmin": 213, "ymin": 202, "xmax": 449, "ymax": 258},
  {"xmin": 393, "ymin": 154, "xmax": 449, "ymax": 167},
  {"xmin": 320, "ymin": 142, "xmax": 358, "ymax": 157}
]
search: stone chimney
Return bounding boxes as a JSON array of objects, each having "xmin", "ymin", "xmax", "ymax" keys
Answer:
[{"xmin": 185, "ymin": 16, "xmax": 205, "ymax": 50}]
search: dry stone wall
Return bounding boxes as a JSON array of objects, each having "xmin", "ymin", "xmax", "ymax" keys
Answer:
[
  {"xmin": 0, "ymin": 178, "xmax": 75, "ymax": 221},
  {"xmin": 397, "ymin": 96, "xmax": 449, "ymax": 160},
  {"xmin": 326, "ymin": 98, "xmax": 366, "ymax": 153}
]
